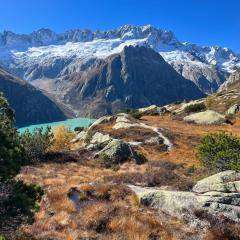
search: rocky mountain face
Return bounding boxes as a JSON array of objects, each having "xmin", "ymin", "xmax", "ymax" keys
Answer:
[
  {"xmin": 0, "ymin": 68, "xmax": 66, "ymax": 126},
  {"xmin": 62, "ymin": 46, "xmax": 204, "ymax": 118},
  {"xmin": 0, "ymin": 25, "xmax": 239, "ymax": 95},
  {"xmin": 0, "ymin": 25, "xmax": 239, "ymax": 120},
  {"xmin": 219, "ymin": 70, "xmax": 240, "ymax": 92}
]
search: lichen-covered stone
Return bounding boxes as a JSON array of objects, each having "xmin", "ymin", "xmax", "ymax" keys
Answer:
[{"xmin": 184, "ymin": 110, "xmax": 225, "ymax": 124}]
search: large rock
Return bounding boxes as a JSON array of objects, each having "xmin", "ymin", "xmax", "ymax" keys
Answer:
[
  {"xmin": 70, "ymin": 130, "xmax": 87, "ymax": 143},
  {"xmin": 184, "ymin": 110, "xmax": 225, "ymax": 124},
  {"xmin": 227, "ymin": 104, "xmax": 240, "ymax": 115},
  {"xmin": 193, "ymin": 170, "xmax": 240, "ymax": 193},
  {"xmin": 95, "ymin": 139, "xmax": 141, "ymax": 165},
  {"xmin": 113, "ymin": 121, "xmax": 141, "ymax": 130},
  {"xmin": 113, "ymin": 113, "xmax": 141, "ymax": 129},
  {"xmin": 138, "ymin": 105, "xmax": 159, "ymax": 115},
  {"xmin": 86, "ymin": 132, "xmax": 112, "ymax": 150},
  {"xmin": 129, "ymin": 171, "xmax": 240, "ymax": 225},
  {"xmin": 139, "ymin": 189, "xmax": 240, "ymax": 223},
  {"xmin": 88, "ymin": 116, "xmax": 113, "ymax": 130}
]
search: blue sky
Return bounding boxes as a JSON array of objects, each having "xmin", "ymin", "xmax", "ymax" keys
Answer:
[{"xmin": 0, "ymin": 0, "xmax": 239, "ymax": 52}]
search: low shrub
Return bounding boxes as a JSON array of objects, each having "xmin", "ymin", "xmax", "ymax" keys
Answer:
[
  {"xmin": 20, "ymin": 127, "xmax": 54, "ymax": 163},
  {"xmin": 51, "ymin": 125, "xmax": 75, "ymax": 151},
  {"xmin": 98, "ymin": 153, "xmax": 111, "ymax": 164},
  {"xmin": 0, "ymin": 180, "xmax": 43, "ymax": 234},
  {"xmin": 204, "ymin": 96, "xmax": 215, "ymax": 109},
  {"xmin": 184, "ymin": 102, "xmax": 206, "ymax": 113},
  {"xmin": 197, "ymin": 132, "xmax": 240, "ymax": 171},
  {"xmin": 110, "ymin": 164, "xmax": 120, "ymax": 172},
  {"xmin": 135, "ymin": 151, "xmax": 148, "ymax": 164}
]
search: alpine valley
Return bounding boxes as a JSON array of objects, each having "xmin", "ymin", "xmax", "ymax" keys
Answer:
[
  {"xmin": 0, "ymin": 25, "xmax": 239, "ymax": 120},
  {"xmin": 1, "ymin": 23, "xmax": 240, "ymax": 240}
]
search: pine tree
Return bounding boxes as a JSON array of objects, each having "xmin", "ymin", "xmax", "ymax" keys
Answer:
[{"xmin": 0, "ymin": 93, "xmax": 24, "ymax": 181}]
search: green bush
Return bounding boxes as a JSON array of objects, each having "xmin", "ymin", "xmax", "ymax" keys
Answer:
[
  {"xmin": 184, "ymin": 102, "xmax": 206, "ymax": 114},
  {"xmin": 0, "ymin": 180, "xmax": 43, "ymax": 225},
  {"xmin": 0, "ymin": 94, "xmax": 24, "ymax": 181},
  {"xmin": 0, "ymin": 94, "xmax": 43, "ymax": 236},
  {"xmin": 20, "ymin": 127, "xmax": 54, "ymax": 163},
  {"xmin": 196, "ymin": 132, "xmax": 240, "ymax": 171}
]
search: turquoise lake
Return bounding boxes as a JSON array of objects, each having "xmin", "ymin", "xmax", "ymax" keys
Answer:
[{"xmin": 18, "ymin": 118, "xmax": 96, "ymax": 134}]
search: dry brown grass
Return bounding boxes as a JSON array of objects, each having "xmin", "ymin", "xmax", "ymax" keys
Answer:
[
  {"xmin": 141, "ymin": 115, "xmax": 240, "ymax": 167},
  {"xmin": 14, "ymin": 113, "xmax": 240, "ymax": 240}
]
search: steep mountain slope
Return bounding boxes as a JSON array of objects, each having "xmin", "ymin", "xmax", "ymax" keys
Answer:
[
  {"xmin": 0, "ymin": 25, "xmax": 239, "ymax": 94},
  {"xmin": 62, "ymin": 46, "xmax": 204, "ymax": 117},
  {"xmin": 219, "ymin": 70, "xmax": 240, "ymax": 93},
  {"xmin": 0, "ymin": 68, "xmax": 66, "ymax": 126}
]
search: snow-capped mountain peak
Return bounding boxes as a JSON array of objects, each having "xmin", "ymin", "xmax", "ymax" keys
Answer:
[{"xmin": 0, "ymin": 24, "xmax": 239, "ymax": 95}]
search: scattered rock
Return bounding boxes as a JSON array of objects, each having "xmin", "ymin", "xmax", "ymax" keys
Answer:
[
  {"xmin": 113, "ymin": 113, "xmax": 141, "ymax": 129},
  {"xmin": 193, "ymin": 170, "xmax": 240, "ymax": 193},
  {"xmin": 70, "ymin": 130, "xmax": 87, "ymax": 143},
  {"xmin": 113, "ymin": 116, "xmax": 172, "ymax": 150},
  {"xmin": 158, "ymin": 107, "xmax": 169, "ymax": 114},
  {"xmin": 88, "ymin": 116, "xmax": 113, "ymax": 130},
  {"xmin": 129, "ymin": 171, "xmax": 240, "ymax": 226},
  {"xmin": 138, "ymin": 105, "xmax": 159, "ymax": 115},
  {"xmin": 227, "ymin": 104, "xmax": 240, "ymax": 115},
  {"xmin": 184, "ymin": 110, "xmax": 225, "ymax": 124},
  {"xmin": 113, "ymin": 121, "xmax": 140, "ymax": 129},
  {"xmin": 144, "ymin": 136, "xmax": 164, "ymax": 145},
  {"xmin": 95, "ymin": 139, "xmax": 140, "ymax": 165},
  {"xmin": 115, "ymin": 113, "xmax": 132, "ymax": 123},
  {"xmin": 86, "ymin": 132, "xmax": 112, "ymax": 150}
]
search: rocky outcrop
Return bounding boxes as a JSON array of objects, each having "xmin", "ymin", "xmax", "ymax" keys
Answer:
[
  {"xmin": 64, "ymin": 46, "xmax": 205, "ymax": 118},
  {"xmin": 144, "ymin": 136, "xmax": 164, "ymax": 145},
  {"xmin": 86, "ymin": 132, "xmax": 112, "ymax": 150},
  {"xmin": 184, "ymin": 110, "xmax": 225, "ymax": 124},
  {"xmin": 219, "ymin": 70, "xmax": 240, "ymax": 93},
  {"xmin": 1, "ymin": 25, "xmax": 238, "ymax": 97},
  {"xmin": 112, "ymin": 113, "xmax": 172, "ymax": 150},
  {"xmin": 94, "ymin": 139, "xmax": 142, "ymax": 165},
  {"xmin": 138, "ymin": 105, "xmax": 159, "ymax": 115},
  {"xmin": 227, "ymin": 104, "xmax": 240, "ymax": 115},
  {"xmin": 193, "ymin": 170, "xmax": 240, "ymax": 193},
  {"xmin": 0, "ymin": 68, "xmax": 66, "ymax": 127},
  {"xmin": 88, "ymin": 116, "xmax": 113, "ymax": 130},
  {"xmin": 113, "ymin": 114, "xmax": 140, "ymax": 130},
  {"xmin": 129, "ymin": 171, "xmax": 240, "ymax": 227}
]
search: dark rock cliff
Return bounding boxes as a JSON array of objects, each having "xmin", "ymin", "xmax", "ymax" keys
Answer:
[{"xmin": 64, "ymin": 46, "xmax": 205, "ymax": 118}]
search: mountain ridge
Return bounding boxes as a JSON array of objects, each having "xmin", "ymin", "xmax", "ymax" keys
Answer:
[
  {"xmin": 62, "ymin": 45, "xmax": 205, "ymax": 117},
  {"xmin": 0, "ymin": 24, "xmax": 239, "ymax": 95},
  {"xmin": 0, "ymin": 68, "xmax": 67, "ymax": 126}
]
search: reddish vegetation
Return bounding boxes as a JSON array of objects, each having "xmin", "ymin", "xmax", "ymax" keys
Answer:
[
  {"xmin": 14, "ymin": 114, "xmax": 240, "ymax": 239},
  {"xmin": 141, "ymin": 115, "xmax": 240, "ymax": 167}
]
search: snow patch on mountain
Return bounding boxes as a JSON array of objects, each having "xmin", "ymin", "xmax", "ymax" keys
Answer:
[{"xmin": 0, "ymin": 25, "xmax": 239, "ymax": 92}]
